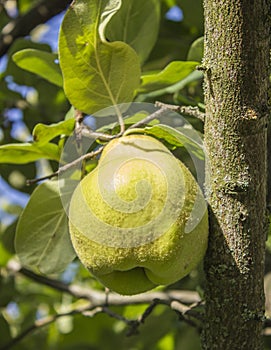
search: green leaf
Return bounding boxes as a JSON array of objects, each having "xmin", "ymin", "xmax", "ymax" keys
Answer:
[
  {"xmin": 12, "ymin": 49, "xmax": 63, "ymax": 87},
  {"xmin": 3, "ymin": 38, "xmax": 52, "ymax": 87},
  {"xmin": 15, "ymin": 180, "xmax": 76, "ymax": 274},
  {"xmin": 33, "ymin": 119, "xmax": 75, "ymax": 145},
  {"xmin": 187, "ymin": 37, "xmax": 204, "ymax": 62},
  {"xmin": 137, "ymin": 70, "xmax": 203, "ymax": 100},
  {"xmin": 0, "ymin": 143, "xmax": 60, "ymax": 164},
  {"xmin": 125, "ymin": 124, "xmax": 204, "ymax": 160},
  {"xmin": 59, "ymin": 0, "xmax": 141, "ymax": 115},
  {"xmin": 138, "ymin": 61, "xmax": 198, "ymax": 93},
  {"xmin": 106, "ymin": 0, "xmax": 160, "ymax": 64}
]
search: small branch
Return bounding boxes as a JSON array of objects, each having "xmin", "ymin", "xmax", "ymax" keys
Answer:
[
  {"xmin": 126, "ymin": 298, "xmax": 162, "ymax": 336},
  {"xmin": 170, "ymin": 300, "xmax": 204, "ymax": 332},
  {"xmin": 4, "ymin": 261, "xmax": 204, "ymax": 348},
  {"xmin": 155, "ymin": 101, "xmax": 205, "ymax": 122},
  {"xmin": 99, "ymin": 306, "xmax": 134, "ymax": 325},
  {"xmin": 26, "ymin": 147, "xmax": 103, "ymax": 185},
  {"xmin": 7, "ymin": 261, "xmax": 202, "ymax": 306},
  {"xmin": 126, "ymin": 107, "xmax": 169, "ymax": 130},
  {"xmin": 81, "ymin": 125, "xmax": 117, "ymax": 141},
  {"xmin": 0, "ymin": 0, "xmax": 72, "ymax": 57},
  {"xmin": 27, "ymin": 105, "xmax": 183, "ymax": 185}
]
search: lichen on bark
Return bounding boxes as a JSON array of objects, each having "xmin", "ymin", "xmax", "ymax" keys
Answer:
[{"xmin": 202, "ymin": 0, "xmax": 270, "ymax": 349}]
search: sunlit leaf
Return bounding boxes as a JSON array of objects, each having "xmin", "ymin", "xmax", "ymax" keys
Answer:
[
  {"xmin": 59, "ymin": 0, "xmax": 141, "ymax": 114},
  {"xmin": 33, "ymin": 119, "xmax": 75, "ymax": 145},
  {"xmin": 0, "ymin": 143, "xmax": 60, "ymax": 164},
  {"xmin": 15, "ymin": 180, "xmax": 76, "ymax": 274},
  {"xmin": 106, "ymin": 0, "xmax": 160, "ymax": 64},
  {"xmin": 12, "ymin": 49, "xmax": 63, "ymax": 87},
  {"xmin": 3, "ymin": 38, "xmax": 52, "ymax": 87},
  {"xmin": 138, "ymin": 61, "xmax": 198, "ymax": 93}
]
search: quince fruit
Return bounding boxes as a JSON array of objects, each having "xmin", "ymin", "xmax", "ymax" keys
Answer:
[{"xmin": 69, "ymin": 134, "xmax": 208, "ymax": 295}]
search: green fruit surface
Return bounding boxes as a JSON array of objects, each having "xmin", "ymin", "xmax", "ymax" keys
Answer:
[{"xmin": 69, "ymin": 134, "xmax": 208, "ymax": 295}]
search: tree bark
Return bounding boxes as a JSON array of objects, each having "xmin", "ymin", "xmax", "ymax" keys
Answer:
[{"xmin": 202, "ymin": 1, "xmax": 270, "ymax": 349}]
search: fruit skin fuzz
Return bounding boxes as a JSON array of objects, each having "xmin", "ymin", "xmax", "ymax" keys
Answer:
[{"xmin": 69, "ymin": 134, "xmax": 209, "ymax": 295}]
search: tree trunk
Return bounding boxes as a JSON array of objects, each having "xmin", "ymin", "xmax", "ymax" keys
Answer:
[{"xmin": 202, "ymin": 1, "xmax": 270, "ymax": 349}]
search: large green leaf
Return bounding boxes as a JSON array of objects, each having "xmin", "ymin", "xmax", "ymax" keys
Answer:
[
  {"xmin": 59, "ymin": 0, "xmax": 141, "ymax": 115},
  {"xmin": 12, "ymin": 49, "xmax": 63, "ymax": 87},
  {"xmin": 33, "ymin": 119, "xmax": 75, "ymax": 145},
  {"xmin": 15, "ymin": 180, "xmax": 76, "ymax": 274},
  {"xmin": 105, "ymin": 0, "xmax": 160, "ymax": 64},
  {"xmin": 0, "ymin": 143, "xmax": 60, "ymax": 164},
  {"xmin": 138, "ymin": 61, "xmax": 198, "ymax": 93}
]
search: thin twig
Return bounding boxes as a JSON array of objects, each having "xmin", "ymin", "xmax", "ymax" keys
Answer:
[
  {"xmin": 26, "ymin": 106, "xmax": 173, "ymax": 185},
  {"xmin": 126, "ymin": 108, "xmax": 168, "ymax": 130},
  {"xmin": 171, "ymin": 300, "xmax": 204, "ymax": 332},
  {"xmin": 155, "ymin": 101, "xmax": 205, "ymax": 122},
  {"xmin": 126, "ymin": 298, "xmax": 163, "ymax": 336},
  {"xmin": 26, "ymin": 147, "xmax": 103, "ymax": 185},
  {"xmin": 81, "ymin": 125, "xmax": 117, "ymax": 141},
  {"xmin": 100, "ymin": 306, "xmax": 134, "ymax": 325}
]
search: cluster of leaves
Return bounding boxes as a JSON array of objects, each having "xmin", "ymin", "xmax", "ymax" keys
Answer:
[
  {"xmin": 1, "ymin": 0, "xmax": 205, "ymax": 275},
  {"xmin": 0, "ymin": 0, "xmax": 215, "ymax": 349}
]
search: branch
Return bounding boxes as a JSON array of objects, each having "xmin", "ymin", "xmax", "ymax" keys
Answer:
[
  {"xmin": 7, "ymin": 260, "xmax": 201, "ymax": 306},
  {"xmin": 126, "ymin": 107, "xmax": 169, "ymax": 130},
  {"xmin": 26, "ymin": 147, "xmax": 103, "ymax": 185},
  {"xmin": 26, "ymin": 106, "xmax": 176, "ymax": 185},
  {"xmin": 0, "ymin": 0, "xmax": 72, "ymax": 57},
  {"xmin": 171, "ymin": 300, "xmax": 204, "ymax": 332},
  {"xmin": 155, "ymin": 101, "xmax": 205, "ymax": 122},
  {"xmin": 4, "ymin": 261, "xmax": 204, "ymax": 348}
]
